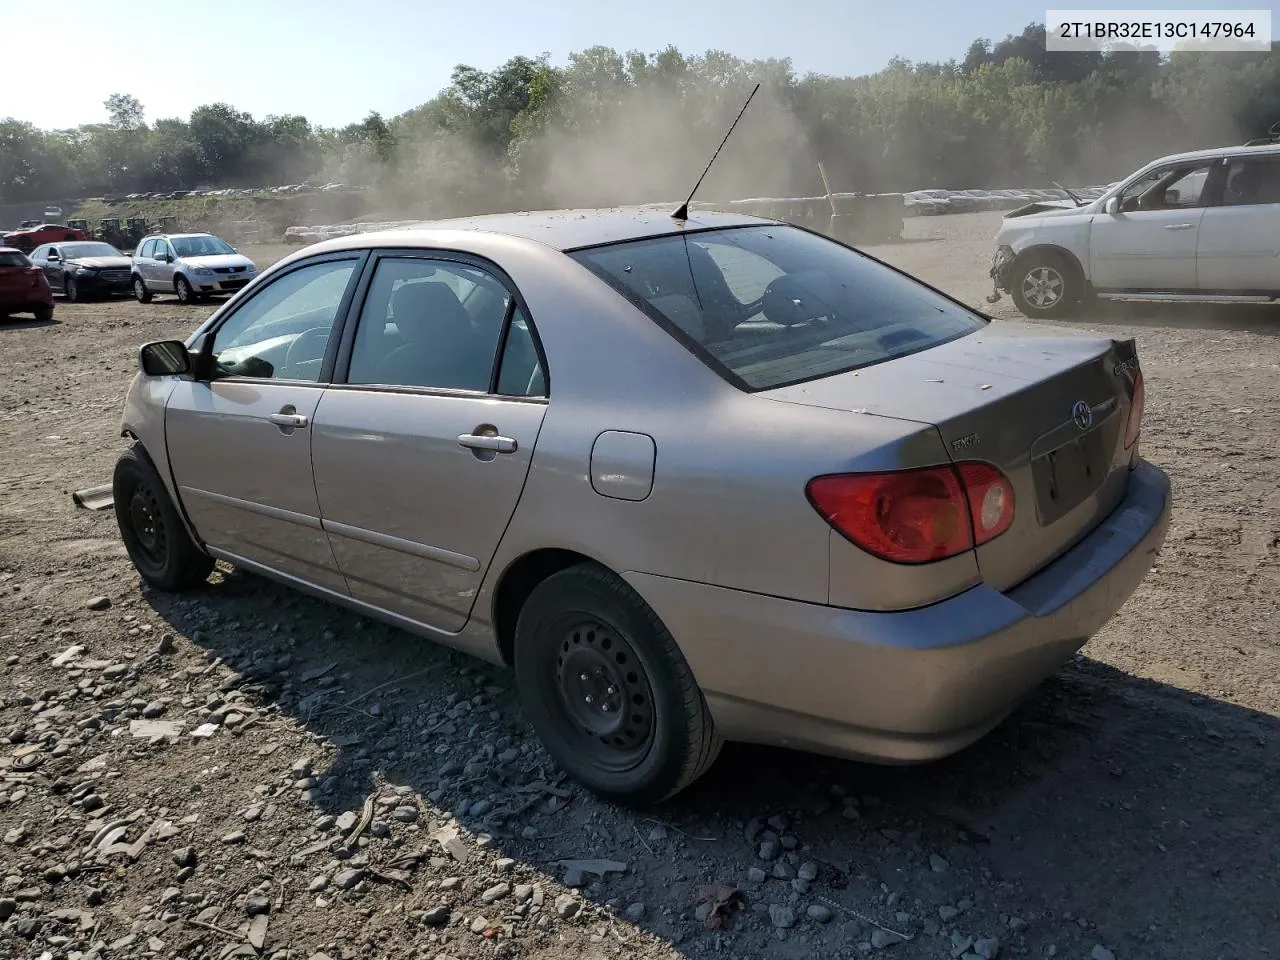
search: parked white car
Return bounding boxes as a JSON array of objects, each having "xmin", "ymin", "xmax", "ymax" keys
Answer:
[
  {"xmin": 989, "ymin": 142, "xmax": 1280, "ymax": 317},
  {"xmin": 131, "ymin": 233, "xmax": 258, "ymax": 305}
]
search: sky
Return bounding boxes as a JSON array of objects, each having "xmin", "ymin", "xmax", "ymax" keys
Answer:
[{"xmin": 3, "ymin": 0, "xmax": 1278, "ymax": 130}]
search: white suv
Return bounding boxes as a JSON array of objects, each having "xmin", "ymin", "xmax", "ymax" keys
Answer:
[{"xmin": 988, "ymin": 141, "xmax": 1280, "ymax": 318}]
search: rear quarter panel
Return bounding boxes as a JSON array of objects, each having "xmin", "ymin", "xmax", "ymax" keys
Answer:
[{"xmin": 445, "ymin": 235, "xmax": 970, "ymax": 626}]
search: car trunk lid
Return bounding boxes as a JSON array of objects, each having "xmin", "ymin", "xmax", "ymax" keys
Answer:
[{"xmin": 763, "ymin": 322, "xmax": 1140, "ymax": 592}]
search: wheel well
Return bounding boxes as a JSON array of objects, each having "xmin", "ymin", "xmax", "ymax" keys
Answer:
[
  {"xmin": 492, "ymin": 548, "xmax": 600, "ymax": 667},
  {"xmin": 1013, "ymin": 244, "xmax": 1086, "ymax": 284}
]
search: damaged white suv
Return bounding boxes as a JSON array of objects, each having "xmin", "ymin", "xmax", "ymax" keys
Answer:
[{"xmin": 988, "ymin": 140, "xmax": 1280, "ymax": 318}]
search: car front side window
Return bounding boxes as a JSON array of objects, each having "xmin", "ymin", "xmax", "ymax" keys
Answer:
[
  {"xmin": 1120, "ymin": 162, "xmax": 1215, "ymax": 211},
  {"xmin": 345, "ymin": 257, "xmax": 517, "ymax": 393},
  {"xmin": 208, "ymin": 258, "xmax": 358, "ymax": 383}
]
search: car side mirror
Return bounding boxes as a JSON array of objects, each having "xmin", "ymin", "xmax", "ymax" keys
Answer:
[
  {"xmin": 139, "ymin": 340, "xmax": 191, "ymax": 377},
  {"xmin": 1103, "ymin": 197, "xmax": 1120, "ymax": 215},
  {"xmin": 48, "ymin": 252, "xmax": 60, "ymax": 261}
]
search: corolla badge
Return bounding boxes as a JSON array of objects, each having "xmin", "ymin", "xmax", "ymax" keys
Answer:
[{"xmin": 1071, "ymin": 399, "xmax": 1093, "ymax": 431}]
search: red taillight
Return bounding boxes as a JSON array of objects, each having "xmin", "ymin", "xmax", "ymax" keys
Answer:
[
  {"xmin": 1124, "ymin": 369, "xmax": 1144, "ymax": 450},
  {"xmin": 806, "ymin": 462, "xmax": 1015, "ymax": 565}
]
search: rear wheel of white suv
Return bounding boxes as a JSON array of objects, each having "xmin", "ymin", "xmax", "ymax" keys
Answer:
[{"xmin": 1011, "ymin": 252, "xmax": 1082, "ymax": 319}]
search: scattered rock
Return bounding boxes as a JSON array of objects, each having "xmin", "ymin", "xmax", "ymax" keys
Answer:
[
  {"xmin": 625, "ymin": 902, "xmax": 646, "ymax": 921},
  {"xmin": 172, "ymin": 847, "xmax": 197, "ymax": 868},
  {"xmin": 807, "ymin": 904, "xmax": 833, "ymax": 923},
  {"xmin": 758, "ymin": 840, "xmax": 779, "ymax": 861},
  {"xmin": 245, "ymin": 892, "xmax": 271, "ymax": 916},
  {"xmin": 769, "ymin": 904, "xmax": 796, "ymax": 929},
  {"xmin": 872, "ymin": 929, "xmax": 905, "ymax": 948},
  {"xmin": 420, "ymin": 905, "xmax": 450, "ymax": 926},
  {"xmin": 1091, "ymin": 948, "xmax": 1116, "ymax": 960},
  {"xmin": 469, "ymin": 915, "xmax": 491, "ymax": 934},
  {"xmin": 87, "ymin": 596, "xmax": 111, "ymax": 611},
  {"xmin": 555, "ymin": 894, "xmax": 580, "ymax": 920},
  {"xmin": 974, "ymin": 938, "xmax": 1000, "ymax": 958},
  {"xmin": 334, "ymin": 868, "xmax": 365, "ymax": 890},
  {"xmin": 480, "ymin": 882, "xmax": 510, "ymax": 904},
  {"xmin": 930, "ymin": 853, "xmax": 949, "ymax": 873},
  {"xmin": 747, "ymin": 867, "xmax": 767, "ymax": 885},
  {"xmin": 797, "ymin": 862, "xmax": 818, "ymax": 882},
  {"xmin": 939, "ymin": 905, "xmax": 961, "ymax": 921}
]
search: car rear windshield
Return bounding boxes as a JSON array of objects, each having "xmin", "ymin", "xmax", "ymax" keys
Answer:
[
  {"xmin": 0, "ymin": 252, "xmax": 30, "ymax": 267},
  {"xmin": 570, "ymin": 225, "xmax": 985, "ymax": 390}
]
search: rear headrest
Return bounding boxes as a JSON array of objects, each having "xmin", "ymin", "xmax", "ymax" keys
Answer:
[{"xmin": 390, "ymin": 281, "xmax": 470, "ymax": 340}]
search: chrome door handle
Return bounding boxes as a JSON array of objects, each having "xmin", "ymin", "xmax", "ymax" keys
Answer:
[
  {"xmin": 1163, "ymin": 223, "xmax": 1195, "ymax": 230},
  {"xmin": 268, "ymin": 413, "xmax": 309, "ymax": 428},
  {"xmin": 458, "ymin": 433, "xmax": 517, "ymax": 454}
]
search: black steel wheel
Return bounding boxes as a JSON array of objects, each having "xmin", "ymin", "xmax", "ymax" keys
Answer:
[
  {"xmin": 555, "ymin": 619, "xmax": 657, "ymax": 773},
  {"xmin": 113, "ymin": 445, "xmax": 214, "ymax": 591},
  {"xmin": 514, "ymin": 564, "xmax": 722, "ymax": 805}
]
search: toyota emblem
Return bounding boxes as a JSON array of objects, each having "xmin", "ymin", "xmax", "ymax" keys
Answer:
[{"xmin": 1071, "ymin": 400, "xmax": 1093, "ymax": 431}]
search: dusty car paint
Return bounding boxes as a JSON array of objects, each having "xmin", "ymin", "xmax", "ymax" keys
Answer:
[{"xmin": 119, "ymin": 207, "xmax": 1171, "ymax": 766}]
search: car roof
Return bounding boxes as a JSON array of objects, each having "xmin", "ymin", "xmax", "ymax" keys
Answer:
[
  {"xmin": 1145, "ymin": 142, "xmax": 1280, "ymax": 167},
  {"xmin": 0, "ymin": 247, "xmax": 23, "ymax": 255},
  {"xmin": 156, "ymin": 233, "xmax": 214, "ymax": 240},
  {"xmin": 309, "ymin": 205, "xmax": 776, "ymax": 255}
]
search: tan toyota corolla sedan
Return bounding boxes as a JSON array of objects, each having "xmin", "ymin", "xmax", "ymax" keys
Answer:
[{"xmin": 113, "ymin": 207, "xmax": 1170, "ymax": 804}]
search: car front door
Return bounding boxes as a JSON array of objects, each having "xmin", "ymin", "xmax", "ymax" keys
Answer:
[
  {"xmin": 1089, "ymin": 159, "xmax": 1220, "ymax": 291},
  {"xmin": 310, "ymin": 252, "xmax": 548, "ymax": 633},
  {"xmin": 1195, "ymin": 154, "xmax": 1280, "ymax": 293},
  {"xmin": 163, "ymin": 252, "xmax": 366, "ymax": 592},
  {"xmin": 154, "ymin": 239, "xmax": 178, "ymax": 289}
]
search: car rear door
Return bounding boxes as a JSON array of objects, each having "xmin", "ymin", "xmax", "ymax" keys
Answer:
[
  {"xmin": 1195, "ymin": 153, "xmax": 1280, "ymax": 292},
  {"xmin": 135, "ymin": 239, "xmax": 157, "ymax": 287},
  {"xmin": 1089, "ymin": 158, "xmax": 1219, "ymax": 291},
  {"xmin": 310, "ymin": 251, "xmax": 548, "ymax": 633},
  {"xmin": 163, "ymin": 251, "xmax": 366, "ymax": 593}
]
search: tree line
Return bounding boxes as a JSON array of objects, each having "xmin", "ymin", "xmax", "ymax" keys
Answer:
[{"xmin": 2, "ymin": 24, "xmax": 1279, "ymax": 215}]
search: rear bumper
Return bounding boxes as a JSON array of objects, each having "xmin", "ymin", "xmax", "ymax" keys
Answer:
[
  {"xmin": 626, "ymin": 459, "xmax": 1172, "ymax": 764},
  {"xmin": 0, "ymin": 289, "xmax": 54, "ymax": 308}
]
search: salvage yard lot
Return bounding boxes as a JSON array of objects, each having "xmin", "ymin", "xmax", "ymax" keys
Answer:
[{"xmin": 1, "ymin": 211, "xmax": 1278, "ymax": 960}]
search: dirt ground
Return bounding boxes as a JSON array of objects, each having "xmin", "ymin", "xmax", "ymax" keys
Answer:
[{"xmin": 1, "ymin": 213, "xmax": 1278, "ymax": 960}]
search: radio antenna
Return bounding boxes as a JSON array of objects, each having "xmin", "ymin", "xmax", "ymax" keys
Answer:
[{"xmin": 672, "ymin": 82, "xmax": 760, "ymax": 221}]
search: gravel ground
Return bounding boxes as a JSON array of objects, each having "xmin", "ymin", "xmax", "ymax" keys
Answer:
[{"xmin": 1, "ymin": 214, "xmax": 1278, "ymax": 960}]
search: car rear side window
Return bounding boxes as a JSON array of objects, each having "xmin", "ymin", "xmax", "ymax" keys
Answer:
[
  {"xmin": 345, "ymin": 257, "xmax": 543, "ymax": 395},
  {"xmin": 571, "ymin": 225, "xmax": 985, "ymax": 390}
]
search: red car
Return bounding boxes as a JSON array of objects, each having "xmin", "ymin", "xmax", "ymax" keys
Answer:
[
  {"xmin": 2, "ymin": 223, "xmax": 86, "ymax": 254},
  {"xmin": 0, "ymin": 247, "xmax": 55, "ymax": 321}
]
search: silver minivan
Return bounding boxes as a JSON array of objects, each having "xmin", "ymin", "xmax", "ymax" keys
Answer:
[{"xmin": 131, "ymin": 233, "xmax": 258, "ymax": 304}]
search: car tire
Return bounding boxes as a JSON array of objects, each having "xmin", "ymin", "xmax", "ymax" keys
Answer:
[
  {"xmin": 513, "ymin": 564, "xmax": 722, "ymax": 805},
  {"xmin": 133, "ymin": 276, "xmax": 153, "ymax": 303},
  {"xmin": 1011, "ymin": 252, "xmax": 1082, "ymax": 319},
  {"xmin": 175, "ymin": 275, "xmax": 194, "ymax": 304},
  {"xmin": 65, "ymin": 276, "xmax": 79, "ymax": 303},
  {"xmin": 112, "ymin": 445, "xmax": 214, "ymax": 592},
  {"xmin": 33, "ymin": 304, "xmax": 53, "ymax": 322}
]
